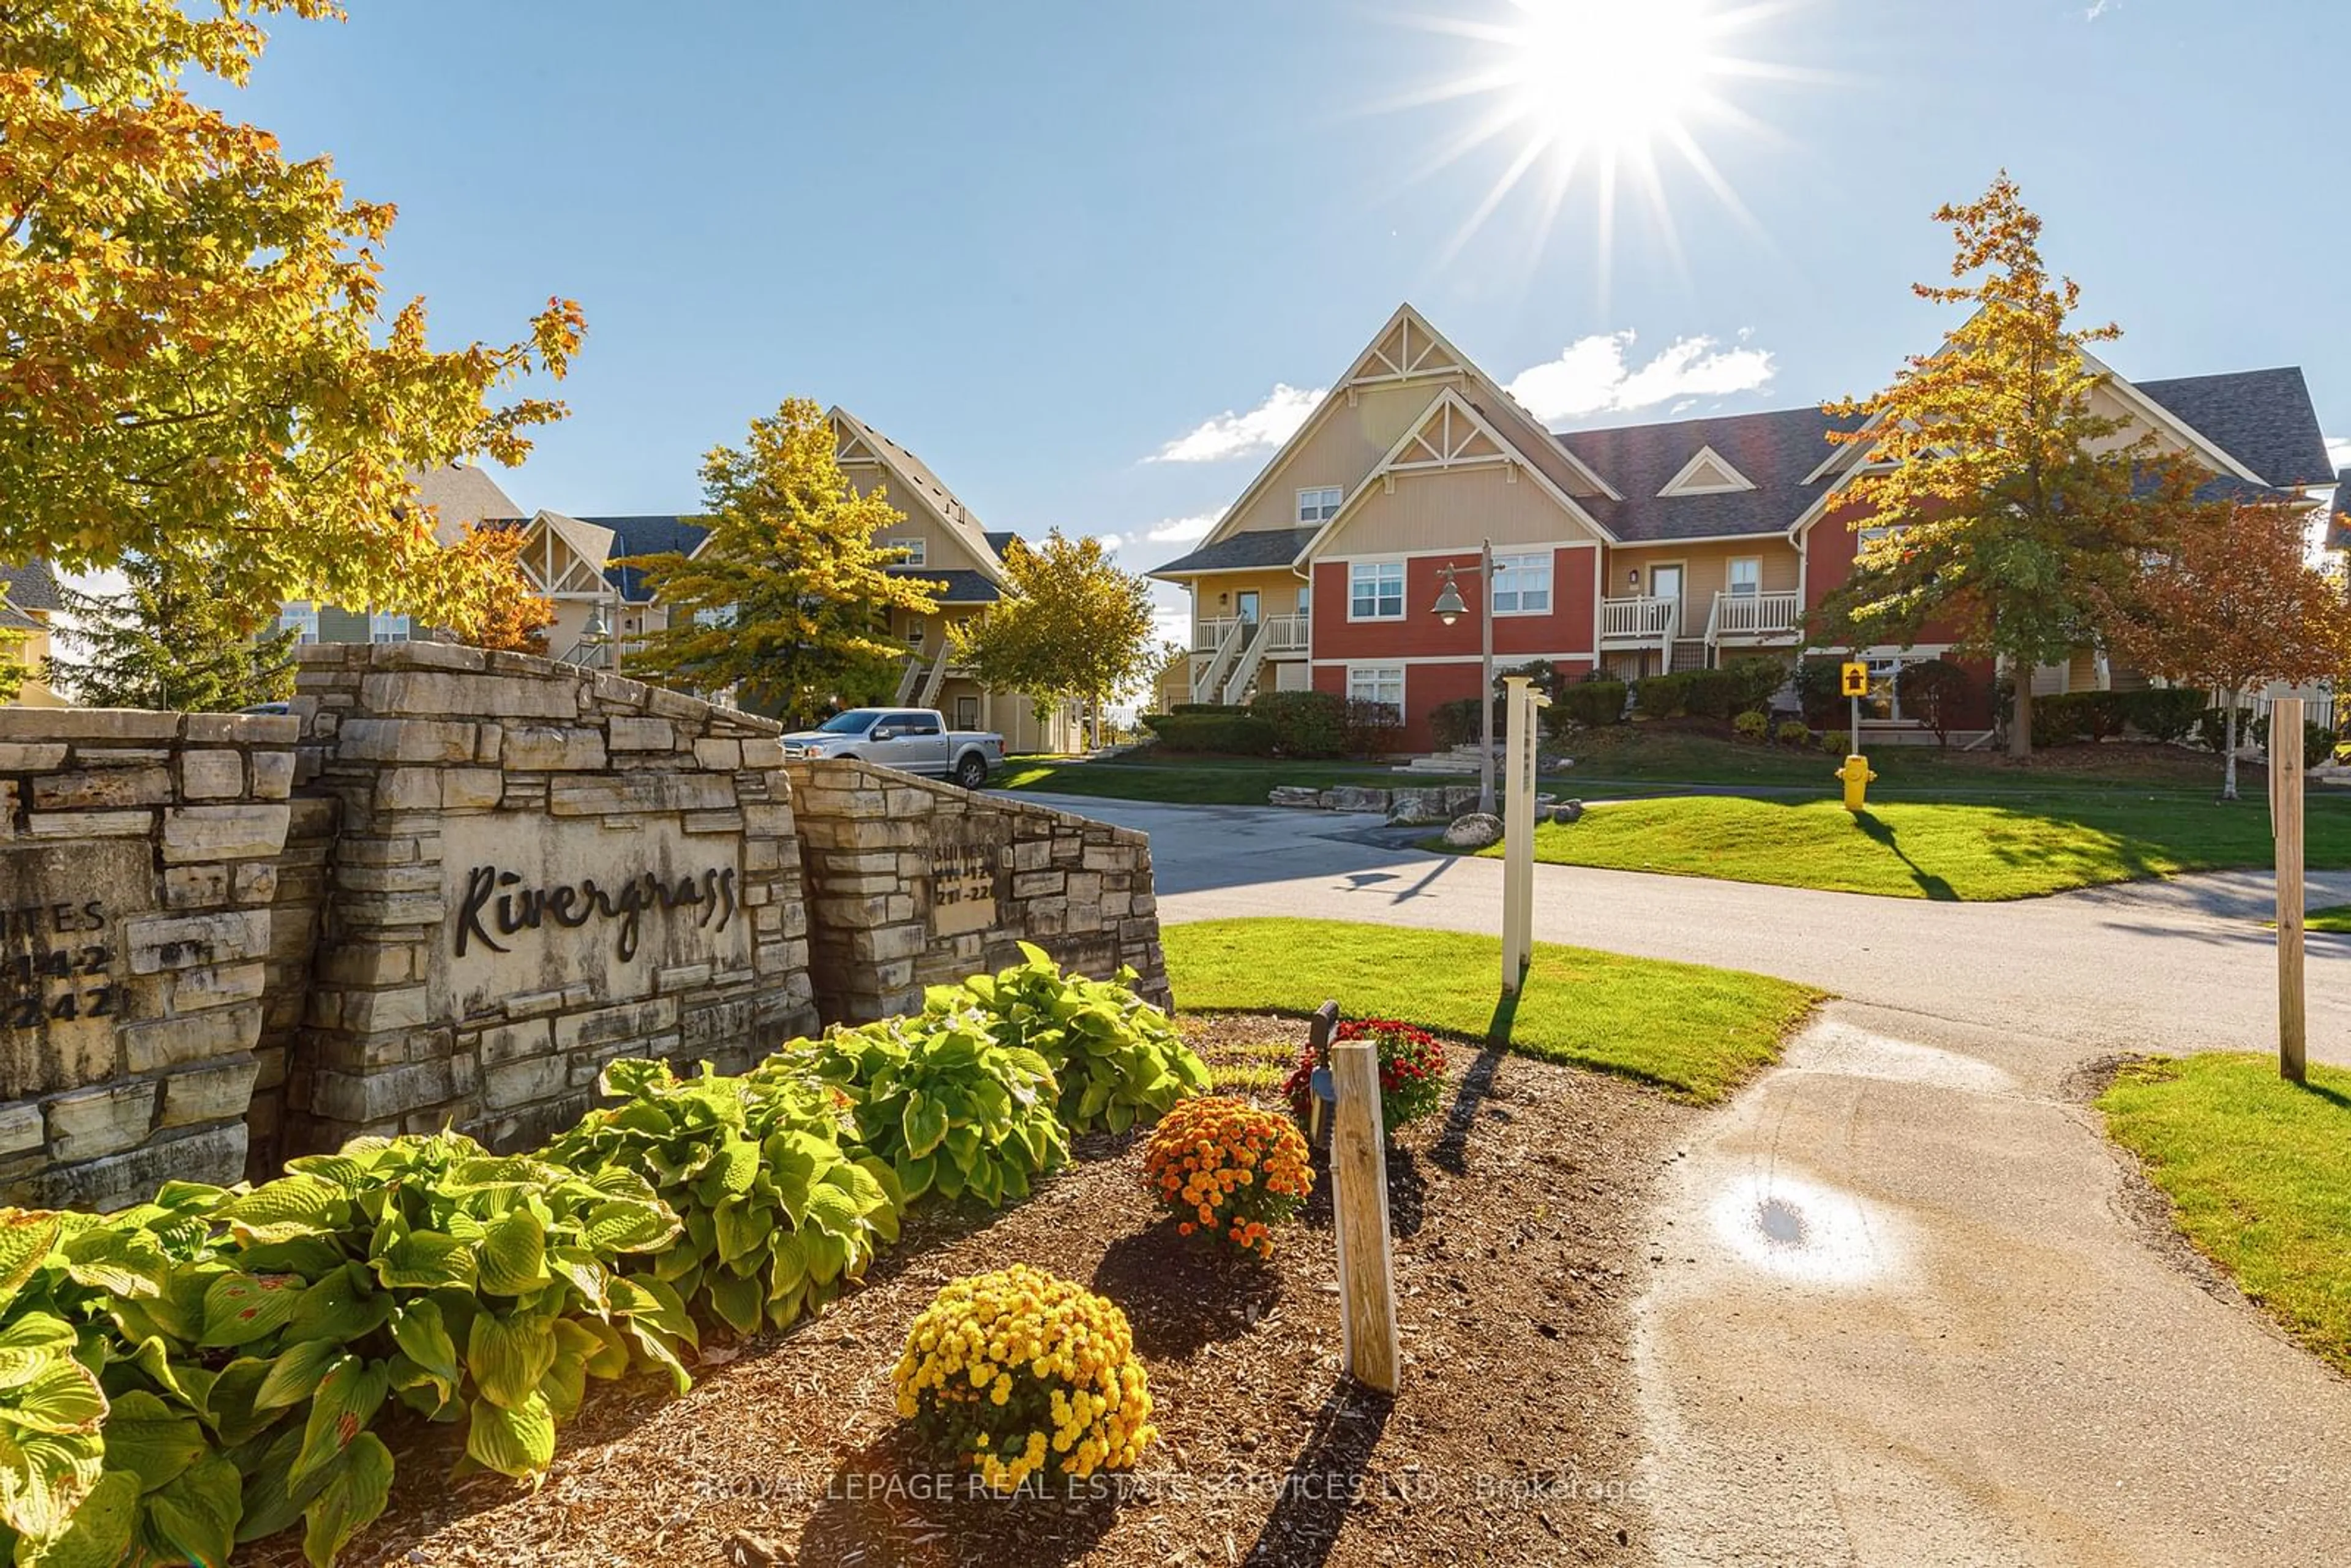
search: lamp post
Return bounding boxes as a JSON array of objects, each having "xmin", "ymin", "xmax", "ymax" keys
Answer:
[
  {"xmin": 581, "ymin": 602, "xmax": 610, "ymax": 669},
  {"xmin": 1432, "ymin": 539, "xmax": 1496, "ymax": 814}
]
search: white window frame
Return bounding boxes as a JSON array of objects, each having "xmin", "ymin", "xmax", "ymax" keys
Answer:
[
  {"xmin": 367, "ymin": 611, "xmax": 410, "ymax": 644},
  {"xmin": 1346, "ymin": 664, "xmax": 1406, "ymax": 722},
  {"xmin": 1348, "ymin": 560, "xmax": 1406, "ymax": 623},
  {"xmin": 886, "ymin": 536, "xmax": 926, "ymax": 566},
  {"xmin": 1297, "ymin": 486, "xmax": 1344, "ymax": 525},
  {"xmin": 1727, "ymin": 557, "xmax": 1761, "ymax": 597},
  {"xmin": 1491, "ymin": 552, "xmax": 1553, "ymax": 617},
  {"xmin": 278, "ymin": 601, "xmax": 320, "ymax": 644}
]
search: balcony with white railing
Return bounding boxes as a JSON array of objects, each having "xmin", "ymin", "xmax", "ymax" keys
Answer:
[
  {"xmin": 1193, "ymin": 616, "xmax": 1239, "ymax": 653},
  {"xmin": 1263, "ymin": 612, "xmax": 1310, "ymax": 656},
  {"xmin": 1599, "ymin": 595, "xmax": 1678, "ymax": 647},
  {"xmin": 1706, "ymin": 589, "xmax": 1802, "ymax": 645}
]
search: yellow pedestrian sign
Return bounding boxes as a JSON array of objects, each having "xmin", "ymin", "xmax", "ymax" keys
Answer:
[{"xmin": 1840, "ymin": 661, "xmax": 1869, "ymax": 697}]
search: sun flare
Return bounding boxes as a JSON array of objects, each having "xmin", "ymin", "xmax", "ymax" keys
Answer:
[{"xmin": 1397, "ymin": 0, "xmax": 1814, "ymax": 281}]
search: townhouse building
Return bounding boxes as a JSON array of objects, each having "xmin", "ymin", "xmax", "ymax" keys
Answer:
[
  {"xmin": 0, "ymin": 561, "xmax": 66, "ymax": 707},
  {"xmin": 829, "ymin": 407, "xmax": 1082, "ymax": 754},
  {"xmin": 1149, "ymin": 304, "xmax": 2334, "ymax": 751}
]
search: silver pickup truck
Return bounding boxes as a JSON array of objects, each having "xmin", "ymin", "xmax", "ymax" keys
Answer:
[{"xmin": 779, "ymin": 707, "xmax": 1005, "ymax": 789}]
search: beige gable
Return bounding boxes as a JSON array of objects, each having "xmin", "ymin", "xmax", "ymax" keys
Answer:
[
  {"xmin": 1354, "ymin": 313, "xmax": 1468, "ymax": 384},
  {"xmin": 1220, "ymin": 378, "xmax": 1471, "ymax": 537},
  {"xmin": 1322, "ymin": 465, "xmax": 1602, "ymax": 558},
  {"xmin": 838, "ymin": 456, "xmax": 994, "ymax": 576}
]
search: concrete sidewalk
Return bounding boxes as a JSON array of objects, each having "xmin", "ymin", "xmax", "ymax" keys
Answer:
[{"xmin": 1010, "ymin": 792, "xmax": 2351, "ymax": 1562}]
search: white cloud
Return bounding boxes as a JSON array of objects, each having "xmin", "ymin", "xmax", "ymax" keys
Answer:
[
  {"xmin": 1505, "ymin": 331, "xmax": 1776, "ymax": 423},
  {"xmin": 1144, "ymin": 511, "xmax": 1220, "ymax": 545},
  {"xmin": 2085, "ymin": 0, "xmax": 2121, "ymax": 20},
  {"xmin": 1150, "ymin": 384, "xmax": 1325, "ymax": 463},
  {"xmin": 2326, "ymin": 435, "xmax": 2350, "ymax": 475}
]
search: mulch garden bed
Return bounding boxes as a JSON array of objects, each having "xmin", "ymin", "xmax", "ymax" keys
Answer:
[{"xmin": 296, "ymin": 1016, "xmax": 1693, "ymax": 1568}]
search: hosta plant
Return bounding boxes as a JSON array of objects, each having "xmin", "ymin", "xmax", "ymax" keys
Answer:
[
  {"xmin": 546, "ymin": 1059, "xmax": 901, "ymax": 1338},
  {"xmin": 937, "ymin": 944, "xmax": 1210, "ymax": 1133},
  {"xmin": 0, "ymin": 1133, "xmax": 686, "ymax": 1567},
  {"xmin": 760, "ymin": 1011, "xmax": 1069, "ymax": 1209},
  {"xmin": 1283, "ymin": 1018, "xmax": 1447, "ymax": 1135},
  {"xmin": 1141, "ymin": 1097, "xmax": 1312, "ymax": 1261},
  {"xmin": 891, "ymin": 1264, "xmax": 1154, "ymax": 1493}
]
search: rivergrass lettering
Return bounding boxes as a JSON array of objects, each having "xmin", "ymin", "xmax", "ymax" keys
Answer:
[{"xmin": 455, "ymin": 865, "xmax": 738, "ymax": 963}]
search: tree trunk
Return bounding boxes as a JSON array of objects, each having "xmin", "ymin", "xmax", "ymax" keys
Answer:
[
  {"xmin": 2009, "ymin": 678, "xmax": 2033, "ymax": 759},
  {"xmin": 2222, "ymin": 701, "xmax": 2239, "ymax": 802}
]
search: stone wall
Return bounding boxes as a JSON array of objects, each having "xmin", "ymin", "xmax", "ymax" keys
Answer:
[
  {"xmin": 787, "ymin": 759, "xmax": 1167, "ymax": 1023},
  {"xmin": 1, "ymin": 647, "xmax": 1171, "ymax": 1207},
  {"xmin": 276, "ymin": 643, "xmax": 817, "ymax": 1153},
  {"xmin": 0, "ymin": 708, "xmax": 298, "ymax": 1209}
]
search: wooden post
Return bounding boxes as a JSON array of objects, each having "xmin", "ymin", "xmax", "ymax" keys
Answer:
[
  {"xmin": 2276, "ymin": 694, "xmax": 2306, "ymax": 1083},
  {"xmin": 1329, "ymin": 1030, "xmax": 1400, "ymax": 1394}
]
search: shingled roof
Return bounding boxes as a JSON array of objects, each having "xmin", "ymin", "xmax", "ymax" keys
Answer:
[
  {"xmin": 0, "ymin": 560, "xmax": 63, "ymax": 614},
  {"xmin": 1554, "ymin": 406, "xmax": 1867, "ymax": 542},
  {"xmin": 1149, "ymin": 527, "xmax": 1323, "ymax": 578},
  {"xmin": 580, "ymin": 515, "xmax": 710, "ymax": 601},
  {"xmin": 410, "ymin": 463, "xmax": 528, "ymax": 545},
  {"xmin": 2135, "ymin": 369, "xmax": 2334, "ymax": 490}
]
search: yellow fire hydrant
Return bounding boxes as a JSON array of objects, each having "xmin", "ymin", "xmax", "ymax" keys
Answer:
[{"xmin": 1837, "ymin": 753, "xmax": 1877, "ymax": 812}]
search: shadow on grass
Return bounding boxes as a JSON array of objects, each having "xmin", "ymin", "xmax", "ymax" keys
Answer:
[
  {"xmin": 1240, "ymin": 1382, "xmax": 1394, "ymax": 1568},
  {"xmin": 2292, "ymin": 1078, "xmax": 2351, "ymax": 1112},
  {"xmin": 1092, "ymin": 1226, "xmax": 1284, "ymax": 1357},
  {"xmin": 1850, "ymin": 809, "xmax": 1959, "ymax": 900}
]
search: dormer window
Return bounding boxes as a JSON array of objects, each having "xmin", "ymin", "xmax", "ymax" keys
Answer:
[{"xmin": 1658, "ymin": 446, "xmax": 1757, "ymax": 497}]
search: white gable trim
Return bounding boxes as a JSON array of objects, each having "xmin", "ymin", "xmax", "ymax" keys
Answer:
[
  {"xmin": 1801, "ymin": 334, "xmax": 2267, "ymax": 489},
  {"xmin": 1294, "ymin": 389, "xmax": 1618, "ymax": 568},
  {"xmin": 827, "ymin": 407, "xmax": 1014, "ymax": 592},
  {"xmin": 1191, "ymin": 304, "xmax": 1624, "ymax": 557},
  {"xmin": 1658, "ymin": 445, "xmax": 1757, "ymax": 497}
]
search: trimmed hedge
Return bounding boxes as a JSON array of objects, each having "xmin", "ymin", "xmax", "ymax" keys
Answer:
[
  {"xmin": 1140, "ymin": 712, "xmax": 1277, "ymax": 754},
  {"xmin": 1248, "ymin": 689, "xmax": 1349, "ymax": 758},
  {"xmin": 1553, "ymin": 679, "xmax": 1627, "ymax": 729},
  {"xmin": 1169, "ymin": 703, "xmax": 1247, "ymax": 717}
]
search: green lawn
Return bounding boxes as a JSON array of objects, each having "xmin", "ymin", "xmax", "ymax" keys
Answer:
[
  {"xmin": 2307, "ymin": 906, "xmax": 2351, "ymax": 934},
  {"xmin": 1473, "ymin": 794, "xmax": 2351, "ymax": 901},
  {"xmin": 2099, "ymin": 1054, "xmax": 2351, "ymax": 1377},
  {"xmin": 1005, "ymin": 730, "xmax": 2269, "ymax": 809},
  {"xmin": 1163, "ymin": 917, "xmax": 1823, "ymax": 1103}
]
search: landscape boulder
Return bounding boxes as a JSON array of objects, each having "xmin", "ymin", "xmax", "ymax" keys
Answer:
[
  {"xmin": 1325, "ymin": 786, "xmax": 1392, "ymax": 814},
  {"xmin": 1442, "ymin": 812, "xmax": 1503, "ymax": 850},
  {"xmin": 1268, "ymin": 786, "xmax": 1323, "ymax": 808}
]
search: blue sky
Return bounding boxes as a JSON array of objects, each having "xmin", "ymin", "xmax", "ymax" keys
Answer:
[{"xmin": 227, "ymin": 0, "xmax": 2346, "ymax": 637}]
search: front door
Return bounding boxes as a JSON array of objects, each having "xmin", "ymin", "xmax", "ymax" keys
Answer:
[
  {"xmin": 954, "ymin": 696, "xmax": 979, "ymax": 730},
  {"xmin": 1235, "ymin": 591, "xmax": 1261, "ymax": 625},
  {"xmin": 1649, "ymin": 565, "xmax": 1684, "ymax": 637}
]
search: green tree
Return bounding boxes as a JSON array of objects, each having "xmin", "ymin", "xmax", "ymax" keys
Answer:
[
  {"xmin": 623, "ymin": 399, "xmax": 939, "ymax": 722},
  {"xmin": 949, "ymin": 531, "xmax": 1157, "ymax": 748},
  {"xmin": 1811, "ymin": 174, "xmax": 2200, "ymax": 756},
  {"xmin": 48, "ymin": 553, "xmax": 296, "ymax": 711},
  {"xmin": 0, "ymin": 0, "xmax": 584, "ymax": 634}
]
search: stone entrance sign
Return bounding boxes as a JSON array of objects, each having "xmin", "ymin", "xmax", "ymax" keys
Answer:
[
  {"xmin": 1, "ymin": 841, "xmax": 140, "ymax": 1101},
  {"xmin": 2, "ymin": 645, "xmax": 1171, "ymax": 1209},
  {"xmin": 0, "ymin": 710, "xmax": 296, "ymax": 1209},
  {"xmin": 436, "ymin": 815, "xmax": 754, "ymax": 1020},
  {"xmin": 928, "ymin": 817, "xmax": 1008, "ymax": 939}
]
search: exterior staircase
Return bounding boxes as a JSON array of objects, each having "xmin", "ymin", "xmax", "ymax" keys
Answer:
[
  {"xmin": 1220, "ymin": 622, "xmax": 1270, "ymax": 705},
  {"xmin": 1191, "ymin": 620, "xmax": 1245, "ymax": 703},
  {"xmin": 916, "ymin": 640, "xmax": 952, "ymax": 707}
]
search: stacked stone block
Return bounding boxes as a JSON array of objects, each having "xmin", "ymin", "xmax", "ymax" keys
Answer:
[
  {"xmin": 787, "ymin": 758, "xmax": 1168, "ymax": 1024},
  {"xmin": 0, "ymin": 708, "xmax": 298, "ymax": 1209},
  {"xmin": 279, "ymin": 643, "xmax": 817, "ymax": 1155}
]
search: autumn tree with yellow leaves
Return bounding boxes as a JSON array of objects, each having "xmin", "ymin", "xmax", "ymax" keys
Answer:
[
  {"xmin": 447, "ymin": 525, "xmax": 555, "ymax": 655},
  {"xmin": 622, "ymin": 399, "xmax": 940, "ymax": 722},
  {"xmin": 1810, "ymin": 174, "xmax": 2203, "ymax": 756},
  {"xmin": 0, "ymin": 0, "xmax": 583, "ymax": 635}
]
